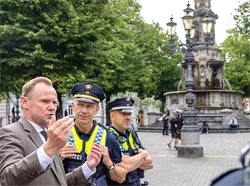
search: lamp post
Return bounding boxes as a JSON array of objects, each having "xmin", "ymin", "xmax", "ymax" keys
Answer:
[{"xmin": 167, "ymin": 2, "xmax": 213, "ymax": 158}]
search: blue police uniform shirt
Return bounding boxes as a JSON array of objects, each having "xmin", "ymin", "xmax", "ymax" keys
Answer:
[
  {"xmin": 75, "ymin": 123, "xmax": 122, "ymax": 164},
  {"xmin": 107, "ymin": 126, "xmax": 145, "ymax": 186}
]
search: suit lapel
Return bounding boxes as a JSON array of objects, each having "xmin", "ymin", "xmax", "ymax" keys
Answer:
[
  {"xmin": 19, "ymin": 117, "xmax": 43, "ymax": 148},
  {"xmin": 19, "ymin": 118, "xmax": 58, "ymax": 177},
  {"xmin": 20, "ymin": 118, "xmax": 67, "ymax": 184}
]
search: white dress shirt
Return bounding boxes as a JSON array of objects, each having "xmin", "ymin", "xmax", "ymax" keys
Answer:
[{"xmin": 28, "ymin": 120, "xmax": 95, "ymax": 179}]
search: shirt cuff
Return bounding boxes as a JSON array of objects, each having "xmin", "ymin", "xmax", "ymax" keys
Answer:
[
  {"xmin": 37, "ymin": 145, "xmax": 53, "ymax": 171},
  {"xmin": 82, "ymin": 162, "xmax": 96, "ymax": 179}
]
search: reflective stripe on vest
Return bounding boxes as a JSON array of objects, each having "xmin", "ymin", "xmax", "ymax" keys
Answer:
[
  {"xmin": 67, "ymin": 124, "xmax": 106, "ymax": 154},
  {"xmin": 108, "ymin": 127, "xmax": 139, "ymax": 152}
]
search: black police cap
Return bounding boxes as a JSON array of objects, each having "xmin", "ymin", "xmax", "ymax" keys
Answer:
[
  {"xmin": 71, "ymin": 82, "xmax": 105, "ymax": 103},
  {"xmin": 107, "ymin": 97, "xmax": 134, "ymax": 113}
]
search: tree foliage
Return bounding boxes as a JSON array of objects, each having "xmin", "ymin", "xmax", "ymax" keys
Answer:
[
  {"xmin": 220, "ymin": 1, "xmax": 250, "ymax": 97},
  {"xmin": 0, "ymin": 0, "xmax": 182, "ymax": 116}
]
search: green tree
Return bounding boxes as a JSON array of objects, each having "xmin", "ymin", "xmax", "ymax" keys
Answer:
[
  {"xmin": 0, "ymin": 0, "xmax": 121, "ymax": 114},
  {"xmin": 0, "ymin": 0, "xmax": 181, "ymax": 120},
  {"xmin": 81, "ymin": 0, "xmax": 164, "ymax": 124},
  {"xmin": 134, "ymin": 22, "xmax": 183, "ymax": 111},
  {"xmin": 220, "ymin": 1, "xmax": 250, "ymax": 97}
]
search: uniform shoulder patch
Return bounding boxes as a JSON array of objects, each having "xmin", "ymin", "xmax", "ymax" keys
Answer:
[{"xmin": 97, "ymin": 123, "xmax": 108, "ymax": 131}]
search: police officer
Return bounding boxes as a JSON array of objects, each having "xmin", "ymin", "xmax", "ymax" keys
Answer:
[
  {"xmin": 58, "ymin": 82, "xmax": 127, "ymax": 186},
  {"xmin": 106, "ymin": 97, "xmax": 153, "ymax": 185}
]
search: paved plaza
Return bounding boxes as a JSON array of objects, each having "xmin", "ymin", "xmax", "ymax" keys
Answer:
[{"xmin": 137, "ymin": 132, "xmax": 250, "ymax": 186}]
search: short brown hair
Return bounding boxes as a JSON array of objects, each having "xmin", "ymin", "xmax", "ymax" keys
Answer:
[{"xmin": 21, "ymin": 77, "xmax": 53, "ymax": 98}]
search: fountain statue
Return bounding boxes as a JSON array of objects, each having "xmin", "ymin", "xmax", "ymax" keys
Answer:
[{"xmin": 164, "ymin": 0, "xmax": 249, "ymax": 129}]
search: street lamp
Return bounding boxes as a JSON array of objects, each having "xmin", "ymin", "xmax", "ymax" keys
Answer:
[
  {"xmin": 166, "ymin": 16, "xmax": 177, "ymax": 53},
  {"xmin": 166, "ymin": 16, "xmax": 177, "ymax": 36},
  {"xmin": 183, "ymin": 1, "xmax": 194, "ymax": 17},
  {"xmin": 202, "ymin": 14, "xmax": 213, "ymax": 50},
  {"xmin": 202, "ymin": 14, "xmax": 213, "ymax": 34},
  {"xmin": 167, "ymin": 2, "xmax": 213, "ymax": 158},
  {"xmin": 182, "ymin": 11, "xmax": 193, "ymax": 30}
]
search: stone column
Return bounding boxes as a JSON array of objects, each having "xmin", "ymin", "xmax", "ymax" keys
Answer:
[
  {"xmin": 147, "ymin": 112, "xmax": 162, "ymax": 125},
  {"xmin": 220, "ymin": 109, "xmax": 233, "ymax": 127}
]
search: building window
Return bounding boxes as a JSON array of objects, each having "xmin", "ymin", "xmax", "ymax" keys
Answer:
[{"xmin": 68, "ymin": 105, "xmax": 73, "ymax": 116}]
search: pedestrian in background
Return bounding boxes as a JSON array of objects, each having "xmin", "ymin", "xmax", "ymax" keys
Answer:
[
  {"xmin": 162, "ymin": 108, "xmax": 170, "ymax": 135},
  {"xmin": 136, "ymin": 115, "xmax": 141, "ymax": 128},
  {"xmin": 107, "ymin": 97, "xmax": 153, "ymax": 185},
  {"xmin": 168, "ymin": 113, "xmax": 179, "ymax": 150},
  {"xmin": 200, "ymin": 121, "xmax": 210, "ymax": 134},
  {"xmin": 228, "ymin": 116, "xmax": 239, "ymax": 131},
  {"xmin": 0, "ymin": 77, "xmax": 101, "ymax": 186}
]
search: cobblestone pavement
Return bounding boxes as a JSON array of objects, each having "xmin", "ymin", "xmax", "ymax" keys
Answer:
[{"xmin": 138, "ymin": 132, "xmax": 250, "ymax": 186}]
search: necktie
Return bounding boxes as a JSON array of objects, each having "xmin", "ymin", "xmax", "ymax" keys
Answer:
[
  {"xmin": 41, "ymin": 130, "xmax": 47, "ymax": 141},
  {"xmin": 41, "ymin": 130, "xmax": 67, "ymax": 186}
]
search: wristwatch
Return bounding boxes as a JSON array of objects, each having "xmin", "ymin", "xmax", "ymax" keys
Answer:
[{"xmin": 109, "ymin": 163, "xmax": 115, "ymax": 173}]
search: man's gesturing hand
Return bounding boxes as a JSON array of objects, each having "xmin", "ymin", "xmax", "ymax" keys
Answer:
[{"xmin": 86, "ymin": 143, "xmax": 102, "ymax": 170}]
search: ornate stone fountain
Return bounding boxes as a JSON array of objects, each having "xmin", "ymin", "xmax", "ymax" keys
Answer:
[{"xmin": 164, "ymin": 0, "xmax": 248, "ymax": 128}]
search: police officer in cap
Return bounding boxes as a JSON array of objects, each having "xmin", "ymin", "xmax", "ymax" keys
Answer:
[
  {"xmin": 107, "ymin": 97, "xmax": 153, "ymax": 186},
  {"xmin": 58, "ymin": 82, "xmax": 127, "ymax": 186}
]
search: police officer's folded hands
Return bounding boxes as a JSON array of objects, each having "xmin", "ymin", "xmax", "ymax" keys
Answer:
[
  {"xmin": 100, "ymin": 145, "xmax": 111, "ymax": 166},
  {"xmin": 137, "ymin": 149, "xmax": 153, "ymax": 170},
  {"xmin": 58, "ymin": 143, "xmax": 102, "ymax": 170},
  {"xmin": 58, "ymin": 145, "xmax": 77, "ymax": 160},
  {"xmin": 100, "ymin": 145, "xmax": 127, "ymax": 184}
]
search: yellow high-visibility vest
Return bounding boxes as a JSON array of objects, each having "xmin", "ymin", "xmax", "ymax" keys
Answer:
[
  {"xmin": 108, "ymin": 127, "xmax": 139, "ymax": 152},
  {"xmin": 67, "ymin": 124, "xmax": 107, "ymax": 154}
]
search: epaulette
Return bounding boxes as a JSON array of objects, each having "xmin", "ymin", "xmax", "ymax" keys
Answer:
[
  {"xmin": 96, "ymin": 123, "xmax": 108, "ymax": 131},
  {"xmin": 107, "ymin": 126, "xmax": 119, "ymax": 136}
]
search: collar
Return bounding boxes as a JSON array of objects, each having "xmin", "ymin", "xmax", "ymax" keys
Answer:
[
  {"xmin": 75, "ymin": 122, "xmax": 96, "ymax": 140},
  {"xmin": 27, "ymin": 120, "xmax": 46, "ymax": 142},
  {"xmin": 28, "ymin": 120, "xmax": 45, "ymax": 133},
  {"xmin": 110, "ymin": 125, "xmax": 130, "ymax": 138}
]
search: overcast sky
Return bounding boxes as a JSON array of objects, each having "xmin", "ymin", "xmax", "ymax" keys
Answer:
[{"xmin": 138, "ymin": 0, "xmax": 249, "ymax": 44}]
